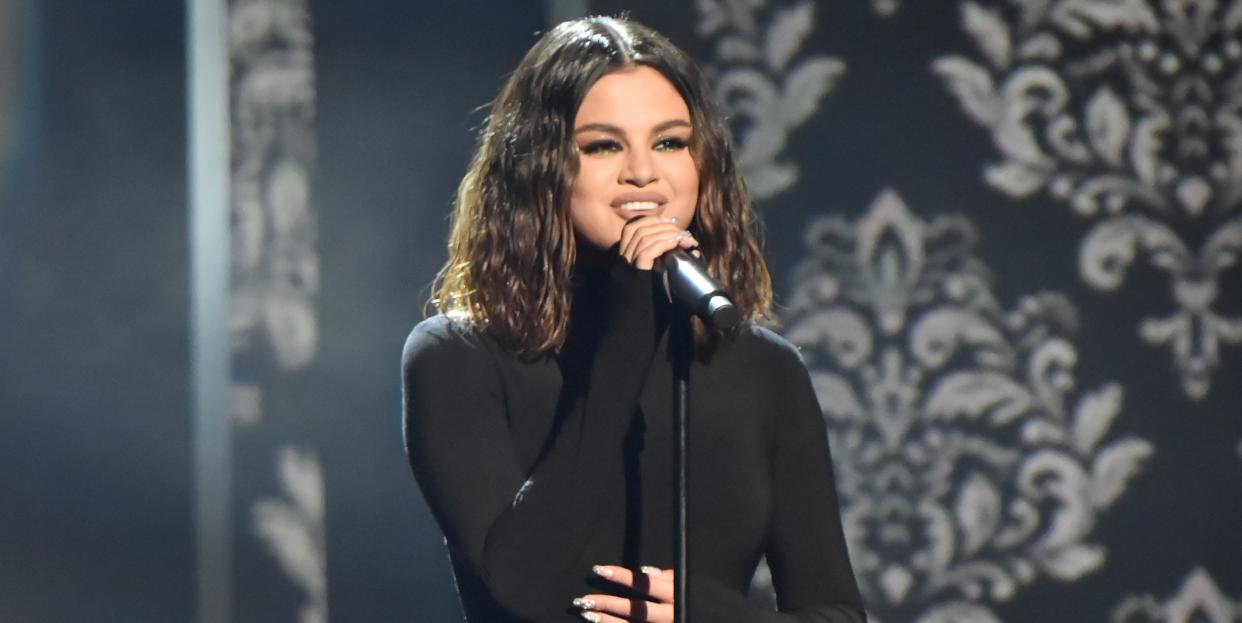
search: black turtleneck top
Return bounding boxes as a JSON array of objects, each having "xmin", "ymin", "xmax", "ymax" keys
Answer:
[{"xmin": 402, "ymin": 264, "xmax": 865, "ymax": 622}]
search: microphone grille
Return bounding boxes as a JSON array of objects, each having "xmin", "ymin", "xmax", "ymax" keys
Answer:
[{"xmin": 705, "ymin": 295, "xmax": 739, "ymax": 330}]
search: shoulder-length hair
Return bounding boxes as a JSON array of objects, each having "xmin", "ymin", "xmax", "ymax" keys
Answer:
[{"xmin": 432, "ymin": 15, "xmax": 772, "ymax": 353}]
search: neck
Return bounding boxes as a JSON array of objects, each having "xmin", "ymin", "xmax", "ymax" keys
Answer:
[{"xmin": 573, "ymin": 238, "xmax": 617, "ymax": 270}]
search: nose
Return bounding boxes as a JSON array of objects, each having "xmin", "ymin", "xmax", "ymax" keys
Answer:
[{"xmin": 620, "ymin": 147, "xmax": 657, "ymax": 186}]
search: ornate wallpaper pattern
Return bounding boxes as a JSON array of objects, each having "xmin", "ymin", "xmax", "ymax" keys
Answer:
[
  {"xmin": 228, "ymin": 0, "xmax": 325, "ymax": 620},
  {"xmin": 210, "ymin": 1, "xmax": 1242, "ymax": 620},
  {"xmin": 690, "ymin": 0, "xmax": 1241, "ymax": 621},
  {"xmin": 782, "ymin": 190, "xmax": 1151, "ymax": 621},
  {"xmin": 1112, "ymin": 568, "xmax": 1241, "ymax": 623},
  {"xmin": 252, "ymin": 447, "xmax": 329, "ymax": 623},
  {"xmin": 933, "ymin": 0, "xmax": 1242, "ymax": 400},
  {"xmin": 230, "ymin": 0, "xmax": 319, "ymax": 379},
  {"xmin": 698, "ymin": 0, "xmax": 844, "ymax": 199}
]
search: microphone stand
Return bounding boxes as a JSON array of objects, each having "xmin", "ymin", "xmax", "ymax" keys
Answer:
[
  {"xmin": 669, "ymin": 303, "xmax": 692, "ymax": 623},
  {"xmin": 660, "ymin": 249, "xmax": 736, "ymax": 622}
]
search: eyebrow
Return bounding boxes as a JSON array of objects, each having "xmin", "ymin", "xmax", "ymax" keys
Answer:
[{"xmin": 573, "ymin": 119, "xmax": 692, "ymax": 135}]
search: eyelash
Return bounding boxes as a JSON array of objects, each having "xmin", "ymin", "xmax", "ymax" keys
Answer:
[
  {"xmin": 655, "ymin": 137, "xmax": 689, "ymax": 151},
  {"xmin": 578, "ymin": 136, "xmax": 690, "ymax": 155},
  {"xmin": 580, "ymin": 139, "xmax": 622, "ymax": 155}
]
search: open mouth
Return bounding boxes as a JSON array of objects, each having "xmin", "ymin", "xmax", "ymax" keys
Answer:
[{"xmin": 617, "ymin": 201, "xmax": 661, "ymax": 213}]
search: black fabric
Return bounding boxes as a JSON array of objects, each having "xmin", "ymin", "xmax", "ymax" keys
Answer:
[{"xmin": 402, "ymin": 263, "xmax": 865, "ymax": 622}]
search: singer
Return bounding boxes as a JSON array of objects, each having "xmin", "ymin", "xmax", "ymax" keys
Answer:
[{"xmin": 403, "ymin": 15, "xmax": 865, "ymax": 623}]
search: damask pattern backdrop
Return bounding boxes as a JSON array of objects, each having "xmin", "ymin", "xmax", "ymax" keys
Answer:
[
  {"xmin": 2, "ymin": 1, "xmax": 1240, "ymax": 622},
  {"xmin": 589, "ymin": 2, "xmax": 1242, "ymax": 621},
  {"xmin": 302, "ymin": 1, "xmax": 1241, "ymax": 620}
]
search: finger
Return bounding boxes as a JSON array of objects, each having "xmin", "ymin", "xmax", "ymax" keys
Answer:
[
  {"xmin": 618, "ymin": 219, "xmax": 697, "ymax": 260},
  {"xmin": 632, "ymin": 231, "xmax": 693, "ymax": 270},
  {"xmin": 578, "ymin": 611, "xmax": 628, "ymax": 623},
  {"xmin": 619, "ymin": 218, "xmax": 682, "ymax": 263},
  {"xmin": 575, "ymin": 595, "xmax": 642, "ymax": 618},
  {"xmin": 577, "ymin": 611, "xmax": 624, "ymax": 623},
  {"xmin": 617, "ymin": 214, "xmax": 675, "ymax": 249},
  {"xmin": 635, "ymin": 229, "xmax": 695, "ymax": 266},
  {"xmin": 618, "ymin": 215, "xmax": 683, "ymax": 259},
  {"xmin": 625, "ymin": 223, "xmax": 696, "ymax": 259},
  {"xmin": 592, "ymin": 565, "xmax": 675, "ymax": 603},
  {"xmin": 575, "ymin": 594, "xmax": 674, "ymax": 623},
  {"xmin": 638, "ymin": 567, "xmax": 675, "ymax": 604}
]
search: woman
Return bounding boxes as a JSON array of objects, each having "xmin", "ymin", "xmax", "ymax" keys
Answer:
[{"xmin": 403, "ymin": 16, "xmax": 865, "ymax": 623}]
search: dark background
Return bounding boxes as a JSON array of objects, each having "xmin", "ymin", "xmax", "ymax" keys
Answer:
[{"xmin": 1, "ymin": 1, "xmax": 1238, "ymax": 621}]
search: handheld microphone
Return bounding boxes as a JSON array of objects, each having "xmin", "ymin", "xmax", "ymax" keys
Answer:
[{"xmin": 658, "ymin": 249, "xmax": 739, "ymax": 330}]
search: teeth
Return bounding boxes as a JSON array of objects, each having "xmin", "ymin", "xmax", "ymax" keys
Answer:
[{"xmin": 618, "ymin": 201, "xmax": 659, "ymax": 212}]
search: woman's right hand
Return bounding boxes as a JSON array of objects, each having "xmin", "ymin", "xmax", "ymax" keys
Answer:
[
  {"xmin": 617, "ymin": 215, "xmax": 699, "ymax": 270},
  {"xmin": 574, "ymin": 565, "xmax": 675, "ymax": 622}
]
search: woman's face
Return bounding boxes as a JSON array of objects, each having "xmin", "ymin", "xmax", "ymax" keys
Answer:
[{"xmin": 569, "ymin": 66, "xmax": 699, "ymax": 252}]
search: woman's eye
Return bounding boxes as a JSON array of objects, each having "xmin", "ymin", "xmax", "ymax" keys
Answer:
[
  {"xmin": 655, "ymin": 136, "xmax": 689, "ymax": 151},
  {"xmin": 580, "ymin": 139, "xmax": 622, "ymax": 155}
]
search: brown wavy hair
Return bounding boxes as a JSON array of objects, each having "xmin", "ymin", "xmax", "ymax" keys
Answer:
[{"xmin": 432, "ymin": 15, "xmax": 772, "ymax": 353}]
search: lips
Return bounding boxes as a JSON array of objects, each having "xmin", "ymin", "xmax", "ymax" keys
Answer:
[
  {"xmin": 612, "ymin": 192, "xmax": 668, "ymax": 214},
  {"xmin": 618, "ymin": 201, "xmax": 660, "ymax": 212}
]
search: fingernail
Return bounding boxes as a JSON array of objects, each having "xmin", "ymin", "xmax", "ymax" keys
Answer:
[
  {"xmin": 678, "ymin": 230, "xmax": 691, "ymax": 239},
  {"xmin": 572, "ymin": 597, "xmax": 596, "ymax": 609},
  {"xmin": 663, "ymin": 216, "xmax": 678, "ymax": 223},
  {"xmin": 592, "ymin": 565, "xmax": 613, "ymax": 578},
  {"xmin": 641, "ymin": 565, "xmax": 660, "ymax": 575},
  {"xmin": 580, "ymin": 612, "xmax": 602, "ymax": 622}
]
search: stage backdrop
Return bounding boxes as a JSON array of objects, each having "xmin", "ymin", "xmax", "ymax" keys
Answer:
[{"xmin": 1, "ymin": 1, "xmax": 1239, "ymax": 622}]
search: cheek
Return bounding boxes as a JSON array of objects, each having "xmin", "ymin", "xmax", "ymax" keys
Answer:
[
  {"xmin": 570, "ymin": 162, "xmax": 603, "ymax": 205},
  {"xmin": 674, "ymin": 158, "xmax": 701, "ymax": 223},
  {"xmin": 569, "ymin": 164, "xmax": 623, "ymax": 246}
]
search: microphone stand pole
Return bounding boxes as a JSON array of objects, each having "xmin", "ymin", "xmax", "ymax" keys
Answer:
[{"xmin": 670, "ymin": 304, "xmax": 692, "ymax": 623}]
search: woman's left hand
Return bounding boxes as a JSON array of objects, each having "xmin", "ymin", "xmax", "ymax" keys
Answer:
[{"xmin": 573, "ymin": 564, "xmax": 674, "ymax": 622}]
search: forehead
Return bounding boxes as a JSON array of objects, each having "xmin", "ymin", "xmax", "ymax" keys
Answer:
[{"xmin": 574, "ymin": 66, "xmax": 691, "ymax": 127}]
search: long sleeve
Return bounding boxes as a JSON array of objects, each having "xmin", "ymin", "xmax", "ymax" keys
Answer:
[
  {"xmin": 763, "ymin": 339, "xmax": 865, "ymax": 621},
  {"xmin": 402, "ymin": 266, "xmax": 663, "ymax": 620},
  {"xmin": 684, "ymin": 332, "xmax": 867, "ymax": 622}
]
